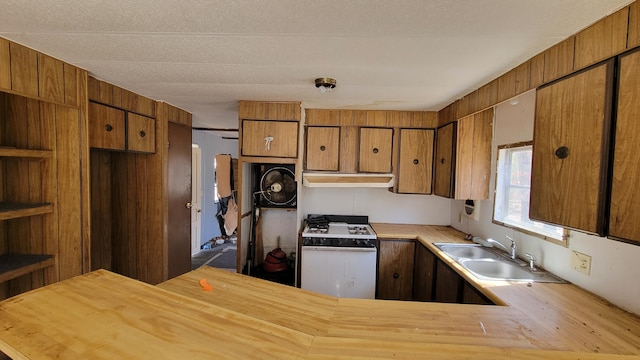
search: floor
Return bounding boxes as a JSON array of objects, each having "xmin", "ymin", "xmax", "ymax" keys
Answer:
[{"xmin": 191, "ymin": 239, "xmax": 237, "ymax": 271}]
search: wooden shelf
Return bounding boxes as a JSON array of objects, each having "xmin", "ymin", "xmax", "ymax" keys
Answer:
[
  {"xmin": 0, "ymin": 203, "xmax": 54, "ymax": 221},
  {"xmin": 0, "ymin": 147, "xmax": 52, "ymax": 159},
  {"xmin": 0, "ymin": 254, "xmax": 55, "ymax": 283}
]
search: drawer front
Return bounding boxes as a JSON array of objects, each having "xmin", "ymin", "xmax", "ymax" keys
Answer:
[
  {"xmin": 127, "ymin": 113, "xmax": 156, "ymax": 153},
  {"xmin": 89, "ymin": 102, "xmax": 126, "ymax": 150}
]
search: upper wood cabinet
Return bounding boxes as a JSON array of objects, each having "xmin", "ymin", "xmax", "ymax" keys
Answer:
[
  {"xmin": 89, "ymin": 102, "xmax": 156, "ymax": 153},
  {"xmin": 398, "ymin": 129, "xmax": 434, "ymax": 194},
  {"xmin": 434, "ymin": 108, "xmax": 493, "ymax": 200},
  {"xmin": 377, "ymin": 239, "xmax": 415, "ymax": 301},
  {"xmin": 433, "ymin": 122, "xmax": 455, "ymax": 197},
  {"xmin": 531, "ymin": 60, "xmax": 614, "ymax": 236},
  {"xmin": 305, "ymin": 126, "xmax": 340, "ymax": 171},
  {"xmin": 89, "ymin": 102, "xmax": 126, "ymax": 151},
  {"xmin": 609, "ymin": 49, "xmax": 640, "ymax": 244},
  {"xmin": 241, "ymin": 119, "xmax": 298, "ymax": 158},
  {"xmin": 127, "ymin": 113, "xmax": 156, "ymax": 153},
  {"xmin": 358, "ymin": 127, "xmax": 393, "ymax": 173}
]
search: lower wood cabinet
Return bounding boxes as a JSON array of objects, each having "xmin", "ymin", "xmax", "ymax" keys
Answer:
[
  {"xmin": 377, "ymin": 239, "xmax": 415, "ymax": 300},
  {"xmin": 411, "ymin": 242, "xmax": 494, "ymax": 305}
]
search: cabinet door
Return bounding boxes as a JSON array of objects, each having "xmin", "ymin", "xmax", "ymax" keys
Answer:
[
  {"xmin": 241, "ymin": 120, "xmax": 298, "ymax": 158},
  {"xmin": 305, "ymin": 126, "xmax": 339, "ymax": 171},
  {"xmin": 377, "ymin": 240, "xmax": 415, "ymax": 300},
  {"xmin": 433, "ymin": 122, "xmax": 456, "ymax": 197},
  {"xmin": 461, "ymin": 281, "xmax": 493, "ymax": 305},
  {"xmin": 454, "ymin": 109, "xmax": 493, "ymax": 200},
  {"xmin": 89, "ymin": 102, "xmax": 126, "ymax": 151},
  {"xmin": 398, "ymin": 129, "xmax": 434, "ymax": 194},
  {"xmin": 434, "ymin": 260, "xmax": 462, "ymax": 303},
  {"xmin": 531, "ymin": 60, "xmax": 614, "ymax": 235},
  {"xmin": 127, "ymin": 113, "xmax": 156, "ymax": 153},
  {"xmin": 609, "ymin": 50, "xmax": 640, "ymax": 244},
  {"xmin": 413, "ymin": 243, "xmax": 436, "ymax": 301},
  {"xmin": 359, "ymin": 128, "xmax": 393, "ymax": 173}
]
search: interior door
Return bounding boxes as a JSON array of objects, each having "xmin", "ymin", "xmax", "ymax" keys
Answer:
[
  {"xmin": 191, "ymin": 146, "xmax": 202, "ymax": 255},
  {"xmin": 168, "ymin": 122, "xmax": 192, "ymax": 278}
]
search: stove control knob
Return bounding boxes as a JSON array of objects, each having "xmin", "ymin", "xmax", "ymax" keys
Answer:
[
  {"xmin": 335, "ymin": 239, "xmax": 342, "ymax": 246},
  {"xmin": 354, "ymin": 240, "xmax": 361, "ymax": 246}
]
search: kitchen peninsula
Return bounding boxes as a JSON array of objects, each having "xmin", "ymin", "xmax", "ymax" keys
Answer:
[{"xmin": 1, "ymin": 225, "xmax": 638, "ymax": 359}]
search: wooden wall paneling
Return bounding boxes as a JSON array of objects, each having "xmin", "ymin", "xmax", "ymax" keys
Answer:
[
  {"xmin": 5, "ymin": 95, "xmax": 30, "ymax": 295},
  {"xmin": 275, "ymin": 102, "xmax": 300, "ymax": 120},
  {"xmin": 529, "ymin": 53, "xmax": 545, "ymax": 88},
  {"xmin": 110, "ymin": 153, "xmax": 129, "ymax": 277},
  {"xmin": 9, "ymin": 43, "xmax": 39, "ymax": 97},
  {"xmin": 307, "ymin": 109, "xmax": 339, "ymax": 125},
  {"xmin": 0, "ymin": 38, "xmax": 10, "ymax": 90},
  {"xmin": 470, "ymin": 109, "xmax": 493, "ymax": 199},
  {"xmin": 456, "ymin": 96, "xmax": 470, "ymax": 118},
  {"xmin": 543, "ymin": 36, "xmax": 575, "ymax": 83},
  {"xmin": 515, "ymin": 61, "xmax": 531, "ymax": 95},
  {"xmin": 146, "ymin": 102, "xmax": 168, "ymax": 284},
  {"xmin": 574, "ymin": 6, "xmax": 629, "ymax": 70},
  {"xmin": 122, "ymin": 89, "xmax": 155, "ymax": 118},
  {"xmin": 630, "ymin": 1, "xmax": 640, "ymax": 48},
  {"xmin": 124, "ymin": 155, "xmax": 139, "ymax": 279},
  {"xmin": 134, "ymin": 154, "xmax": 150, "ymax": 281},
  {"xmin": 387, "ymin": 111, "xmax": 408, "ymax": 128},
  {"xmin": 26, "ymin": 98, "xmax": 44, "ymax": 289},
  {"xmin": 497, "ymin": 68, "xmax": 517, "ymax": 103},
  {"xmin": 305, "ymin": 109, "xmax": 317, "ymax": 125},
  {"xmin": 339, "ymin": 126, "xmax": 358, "ymax": 173},
  {"xmin": 437, "ymin": 104, "xmax": 454, "ymax": 127},
  {"xmin": 366, "ymin": 110, "xmax": 387, "ymax": 127},
  {"xmin": 63, "ymin": 64, "xmax": 78, "ymax": 107},
  {"xmin": 78, "ymin": 69, "xmax": 91, "ymax": 274},
  {"xmin": 88, "ymin": 76, "xmax": 120, "ymax": 107},
  {"xmin": 466, "ymin": 91, "xmax": 479, "ymax": 114},
  {"xmin": 352, "ymin": 110, "xmax": 367, "ymax": 126},
  {"xmin": 40, "ymin": 101, "xmax": 58, "ymax": 285},
  {"xmin": 90, "ymin": 151, "xmax": 113, "ymax": 271},
  {"xmin": 486, "ymin": 79, "xmax": 498, "ymax": 107},
  {"xmin": 238, "ymin": 100, "xmax": 257, "ymax": 119},
  {"xmin": 476, "ymin": 83, "xmax": 490, "ymax": 111},
  {"xmin": 55, "ymin": 105, "xmax": 83, "ymax": 280},
  {"xmin": 339, "ymin": 110, "xmax": 354, "ymax": 126},
  {"xmin": 37, "ymin": 54, "xmax": 64, "ymax": 103}
]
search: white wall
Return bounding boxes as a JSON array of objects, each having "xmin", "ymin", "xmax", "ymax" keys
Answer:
[
  {"xmin": 300, "ymin": 187, "xmax": 451, "ymax": 225},
  {"xmin": 449, "ymin": 90, "xmax": 640, "ymax": 315}
]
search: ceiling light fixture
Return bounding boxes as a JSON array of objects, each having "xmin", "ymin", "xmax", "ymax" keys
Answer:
[{"xmin": 315, "ymin": 77, "xmax": 337, "ymax": 94}]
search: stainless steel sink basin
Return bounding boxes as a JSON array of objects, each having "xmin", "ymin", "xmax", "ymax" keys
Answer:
[
  {"xmin": 433, "ymin": 243, "xmax": 566, "ymax": 283},
  {"xmin": 460, "ymin": 259, "xmax": 565, "ymax": 283},
  {"xmin": 435, "ymin": 244, "xmax": 501, "ymax": 260}
]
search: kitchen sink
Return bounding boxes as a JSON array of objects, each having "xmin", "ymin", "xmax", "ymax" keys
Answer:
[
  {"xmin": 434, "ymin": 244, "xmax": 501, "ymax": 260},
  {"xmin": 433, "ymin": 243, "xmax": 566, "ymax": 283}
]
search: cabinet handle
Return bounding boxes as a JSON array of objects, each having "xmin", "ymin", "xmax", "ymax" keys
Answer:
[
  {"xmin": 320, "ymin": 145, "xmax": 326, "ymax": 151},
  {"xmin": 440, "ymin": 158, "xmax": 445, "ymax": 164},
  {"xmin": 555, "ymin": 146, "xmax": 569, "ymax": 159},
  {"xmin": 139, "ymin": 131, "xmax": 146, "ymax": 138},
  {"xmin": 372, "ymin": 148, "xmax": 379, "ymax": 154},
  {"xmin": 105, "ymin": 124, "xmax": 113, "ymax": 132},
  {"xmin": 413, "ymin": 159, "xmax": 419, "ymax": 165},
  {"xmin": 392, "ymin": 272, "xmax": 400, "ymax": 279}
]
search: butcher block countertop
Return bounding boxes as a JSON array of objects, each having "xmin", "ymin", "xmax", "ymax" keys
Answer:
[{"xmin": 1, "ymin": 225, "xmax": 639, "ymax": 359}]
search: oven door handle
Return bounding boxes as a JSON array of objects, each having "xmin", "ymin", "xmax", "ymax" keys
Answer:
[{"xmin": 301, "ymin": 246, "xmax": 377, "ymax": 252}]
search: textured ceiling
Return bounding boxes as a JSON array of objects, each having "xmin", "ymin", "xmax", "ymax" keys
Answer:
[{"xmin": 0, "ymin": 0, "xmax": 632, "ymax": 129}]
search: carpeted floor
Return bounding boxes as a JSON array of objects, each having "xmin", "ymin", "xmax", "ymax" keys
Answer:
[{"xmin": 191, "ymin": 242, "xmax": 237, "ymax": 270}]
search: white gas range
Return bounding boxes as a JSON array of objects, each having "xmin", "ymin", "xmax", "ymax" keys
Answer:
[{"xmin": 300, "ymin": 214, "xmax": 377, "ymax": 299}]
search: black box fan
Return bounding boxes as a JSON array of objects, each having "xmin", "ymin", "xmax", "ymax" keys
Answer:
[{"xmin": 254, "ymin": 164, "xmax": 297, "ymax": 208}]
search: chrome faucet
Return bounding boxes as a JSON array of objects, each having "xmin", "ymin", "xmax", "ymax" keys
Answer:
[
  {"xmin": 486, "ymin": 237, "xmax": 517, "ymax": 260},
  {"xmin": 525, "ymin": 253, "xmax": 537, "ymax": 271}
]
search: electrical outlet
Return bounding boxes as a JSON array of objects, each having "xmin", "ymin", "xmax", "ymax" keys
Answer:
[{"xmin": 570, "ymin": 250, "xmax": 592, "ymax": 275}]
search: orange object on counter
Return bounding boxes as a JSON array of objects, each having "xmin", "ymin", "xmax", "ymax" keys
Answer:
[{"xmin": 199, "ymin": 278, "xmax": 213, "ymax": 291}]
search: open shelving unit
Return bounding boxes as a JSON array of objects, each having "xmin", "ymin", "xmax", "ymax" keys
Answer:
[{"xmin": 0, "ymin": 254, "xmax": 55, "ymax": 283}]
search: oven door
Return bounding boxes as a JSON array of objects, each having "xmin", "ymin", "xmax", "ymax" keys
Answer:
[{"xmin": 300, "ymin": 246, "xmax": 377, "ymax": 299}]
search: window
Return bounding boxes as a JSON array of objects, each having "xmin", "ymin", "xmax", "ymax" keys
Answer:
[{"xmin": 493, "ymin": 142, "xmax": 567, "ymax": 245}]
